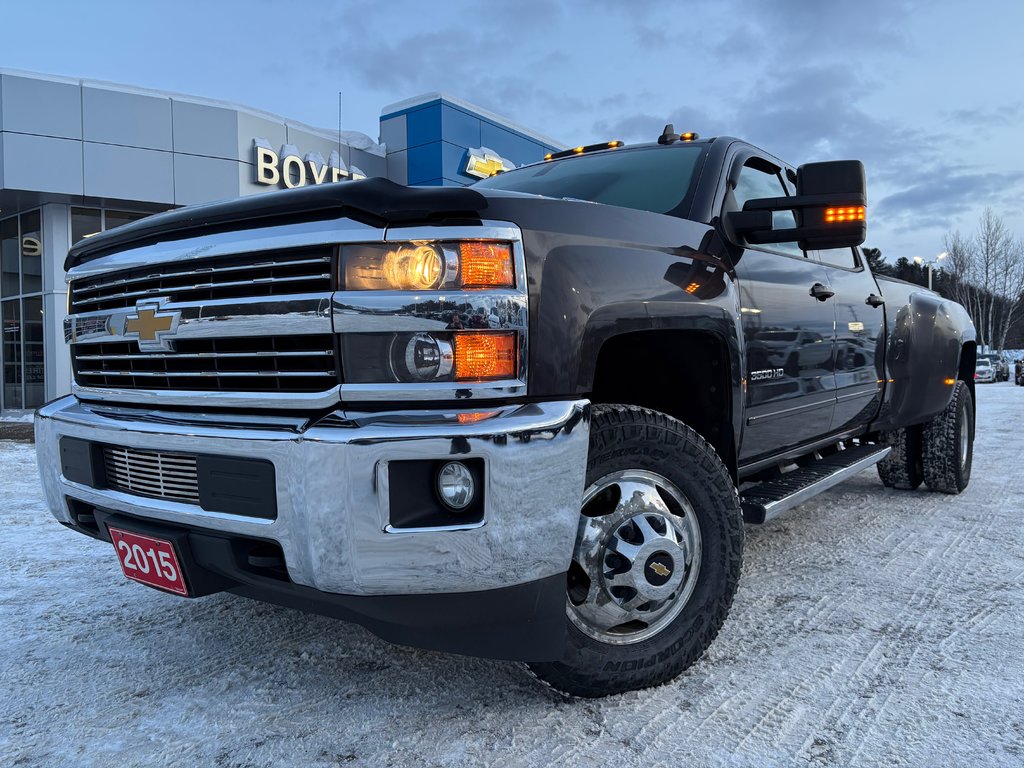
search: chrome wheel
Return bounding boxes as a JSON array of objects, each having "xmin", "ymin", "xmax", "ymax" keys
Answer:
[{"xmin": 567, "ymin": 469, "xmax": 702, "ymax": 645}]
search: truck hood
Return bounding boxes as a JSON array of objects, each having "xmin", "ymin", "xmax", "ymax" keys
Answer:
[{"xmin": 65, "ymin": 178, "xmax": 490, "ymax": 270}]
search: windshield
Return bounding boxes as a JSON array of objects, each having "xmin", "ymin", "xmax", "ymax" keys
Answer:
[{"xmin": 475, "ymin": 145, "xmax": 704, "ymax": 216}]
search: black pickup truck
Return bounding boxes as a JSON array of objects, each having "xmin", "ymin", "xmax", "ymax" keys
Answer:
[{"xmin": 36, "ymin": 127, "xmax": 977, "ymax": 697}]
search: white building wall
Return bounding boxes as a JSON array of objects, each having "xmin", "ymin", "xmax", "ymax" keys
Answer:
[{"xmin": 41, "ymin": 203, "xmax": 71, "ymax": 403}]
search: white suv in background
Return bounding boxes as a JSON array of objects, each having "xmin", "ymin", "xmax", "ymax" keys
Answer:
[{"xmin": 975, "ymin": 361, "xmax": 997, "ymax": 383}]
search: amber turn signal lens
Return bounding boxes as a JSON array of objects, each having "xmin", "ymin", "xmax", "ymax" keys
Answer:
[
  {"xmin": 824, "ymin": 206, "xmax": 866, "ymax": 223},
  {"xmin": 454, "ymin": 332, "xmax": 517, "ymax": 381},
  {"xmin": 456, "ymin": 410, "xmax": 501, "ymax": 424},
  {"xmin": 459, "ymin": 242, "xmax": 515, "ymax": 289}
]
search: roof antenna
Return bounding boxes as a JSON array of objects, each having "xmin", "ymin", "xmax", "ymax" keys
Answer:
[
  {"xmin": 658, "ymin": 123, "xmax": 680, "ymax": 145},
  {"xmin": 338, "ymin": 91, "xmax": 343, "ymax": 164}
]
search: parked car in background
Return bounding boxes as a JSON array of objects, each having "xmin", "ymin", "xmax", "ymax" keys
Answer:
[
  {"xmin": 975, "ymin": 361, "xmax": 997, "ymax": 383},
  {"xmin": 1015, "ymin": 360, "xmax": 1023, "ymax": 386},
  {"xmin": 977, "ymin": 353, "xmax": 1009, "ymax": 382}
]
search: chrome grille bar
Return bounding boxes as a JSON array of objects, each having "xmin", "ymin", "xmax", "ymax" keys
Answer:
[
  {"xmin": 68, "ymin": 247, "xmax": 333, "ymax": 313},
  {"xmin": 71, "ymin": 335, "xmax": 337, "ymax": 393},
  {"xmin": 78, "ymin": 370, "xmax": 335, "ymax": 378},
  {"xmin": 75, "ymin": 350, "xmax": 333, "ymax": 361},
  {"xmin": 103, "ymin": 446, "xmax": 200, "ymax": 503},
  {"xmin": 73, "ymin": 256, "xmax": 331, "ymax": 293},
  {"xmin": 72, "ymin": 273, "xmax": 331, "ymax": 309}
]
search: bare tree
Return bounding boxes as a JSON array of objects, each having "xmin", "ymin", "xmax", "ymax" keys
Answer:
[
  {"xmin": 942, "ymin": 209, "xmax": 1024, "ymax": 352},
  {"xmin": 994, "ymin": 237, "xmax": 1024, "ymax": 351},
  {"xmin": 942, "ymin": 229, "xmax": 982, "ymax": 342}
]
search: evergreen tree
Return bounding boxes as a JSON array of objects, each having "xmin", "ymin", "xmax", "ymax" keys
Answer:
[{"xmin": 862, "ymin": 247, "xmax": 893, "ymax": 277}]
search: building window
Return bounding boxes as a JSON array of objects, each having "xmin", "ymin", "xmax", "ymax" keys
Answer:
[
  {"xmin": 71, "ymin": 207, "xmax": 151, "ymax": 245},
  {"xmin": 71, "ymin": 208, "xmax": 103, "ymax": 244},
  {"xmin": 104, "ymin": 210, "xmax": 149, "ymax": 231},
  {"xmin": 2, "ymin": 298, "xmax": 23, "ymax": 410},
  {"xmin": 1, "ymin": 216, "xmax": 18, "ymax": 298},
  {"xmin": 0, "ymin": 209, "xmax": 45, "ymax": 411}
]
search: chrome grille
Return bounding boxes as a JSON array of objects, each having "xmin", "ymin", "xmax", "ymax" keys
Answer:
[
  {"xmin": 103, "ymin": 446, "xmax": 199, "ymax": 503},
  {"xmin": 69, "ymin": 247, "xmax": 333, "ymax": 312},
  {"xmin": 72, "ymin": 335, "xmax": 338, "ymax": 392}
]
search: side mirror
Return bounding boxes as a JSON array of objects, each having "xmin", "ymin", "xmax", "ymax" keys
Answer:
[{"xmin": 726, "ymin": 160, "xmax": 867, "ymax": 250}]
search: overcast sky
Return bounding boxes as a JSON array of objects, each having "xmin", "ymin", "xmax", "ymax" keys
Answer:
[{"xmin": 3, "ymin": 0, "xmax": 1022, "ymax": 260}]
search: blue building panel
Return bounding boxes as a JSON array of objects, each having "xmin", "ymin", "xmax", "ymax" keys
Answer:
[
  {"xmin": 381, "ymin": 95, "xmax": 560, "ymax": 187},
  {"xmin": 440, "ymin": 104, "xmax": 481, "ymax": 149},
  {"xmin": 406, "ymin": 141, "xmax": 443, "ymax": 186},
  {"xmin": 404, "ymin": 102, "xmax": 442, "ymax": 150},
  {"xmin": 479, "ymin": 122, "xmax": 549, "ymax": 168},
  {"xmin": 442, "ymin": 141, "xmax": 475, "ymax": 184}
]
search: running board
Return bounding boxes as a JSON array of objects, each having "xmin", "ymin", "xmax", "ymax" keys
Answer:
[{"xmin": 740, "ymin": 444, "xmax": 891, "ymax": 524}]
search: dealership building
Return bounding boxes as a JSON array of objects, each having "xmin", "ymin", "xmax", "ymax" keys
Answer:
[{"xmin": 0, "ymin": 69, "xmax": 561, "ymax": 414}]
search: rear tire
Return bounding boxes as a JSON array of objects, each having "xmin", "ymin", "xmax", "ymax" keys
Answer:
[
  {"xmin": 527, "ymin": 404, "xmax": 744, "ymax": 698},
  {"xmin": 921, "ymin": 380, "xmax": 974, "ymax": 494},
  {"xmin": 876, "ymin": 425, "xmax": 924, "ymax": 490}
]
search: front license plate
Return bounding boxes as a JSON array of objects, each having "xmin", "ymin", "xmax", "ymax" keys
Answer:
[{"xmin": 108, "ymin": 527, "xmax": 189, "ymax": 596}]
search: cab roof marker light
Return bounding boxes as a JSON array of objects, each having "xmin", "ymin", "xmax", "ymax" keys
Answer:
[
  {"xmin": 545, "ymin": 140, "xmax": 626, "ymax": 161},
  {"xmin": 658, "ymin": 124, "xmax": 699, "ymax": 144}
]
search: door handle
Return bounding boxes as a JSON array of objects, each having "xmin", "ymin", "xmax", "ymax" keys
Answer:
[
  {"xmin": 809, "ymin": 283, "xmax": 835, "ymax": 301},
  {"xmin": 865, "ymin": 293, "xmax": 885, "ymax": 307}
]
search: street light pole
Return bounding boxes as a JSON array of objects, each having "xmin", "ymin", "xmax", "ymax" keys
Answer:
[{"xmin": 913, "ymin": 251, "xmax": 947, "ymax": 292}]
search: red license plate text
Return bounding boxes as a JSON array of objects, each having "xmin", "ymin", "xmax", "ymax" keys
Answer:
[{"xmin": 108, "ymin": 527, "xmax": 189, "ymax": 596}]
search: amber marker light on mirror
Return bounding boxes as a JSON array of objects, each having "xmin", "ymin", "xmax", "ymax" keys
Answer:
[
  {"xmin": 824, "ymin": 206, "xmax": 866, "ymax": 223},
  {"xmin": 459, "ymin": 242, "xmax": 515, "ymax": 288},
  {"xmin": 454, "ymin": 332, "xmax": 517, "ymax": 381}
]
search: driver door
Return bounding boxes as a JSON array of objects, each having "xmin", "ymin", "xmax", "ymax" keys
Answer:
[{"xmin": 727, "ymin": 158, "xmax": 837, "ymax": 462}]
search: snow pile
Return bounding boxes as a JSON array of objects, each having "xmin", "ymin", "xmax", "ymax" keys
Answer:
[
  {"xmin": 0, "ymin": 412, "xmax": 33, "ymax": 423},
  {"xmin": 2, "ymin": 384, "xmax": 1023, "ymax": 766}
]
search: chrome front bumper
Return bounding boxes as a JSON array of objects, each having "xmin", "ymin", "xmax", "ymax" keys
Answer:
[{"xmin": 35, "ymin": 396, "xmax": 590, "ymax": 596}]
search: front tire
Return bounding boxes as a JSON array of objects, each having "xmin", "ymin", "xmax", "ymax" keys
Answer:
[
  {"xmin": 527, "ymin": 405, "xmax": 743, "ymax": 698},
  {"xmin": 921, "ymin": 380, "xmax": 974, "ymax": 494}
]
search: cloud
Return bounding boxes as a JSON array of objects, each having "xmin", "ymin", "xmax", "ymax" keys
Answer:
[
  {"xmin": 943, "ymin": 102, "xmax": 1024, "ymax": 130},
  {"xmin": 592, "ymin": 103, "xmax": 723, "ymax": 143},
  {"xmin": 726, "ymin": 0, "xmax": 920, "ymax": 56},
  {"xmin": 876, "ymin": 169, "xmax": 1024, "ymax": 230}
]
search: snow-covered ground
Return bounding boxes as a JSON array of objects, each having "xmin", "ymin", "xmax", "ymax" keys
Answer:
[{"xmin": 3, "ymin": 383, "xmax": 1023, "ymax": 767}]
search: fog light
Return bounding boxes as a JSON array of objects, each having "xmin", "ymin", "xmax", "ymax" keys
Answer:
[{"xmin": 437, "ymin": 461, "xmax": 475, "ymax": 511}]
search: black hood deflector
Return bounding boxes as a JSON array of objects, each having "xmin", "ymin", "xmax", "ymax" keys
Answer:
[{"xmin": 65, "ymin": 178, "xmax": 489, "ymax": 270}]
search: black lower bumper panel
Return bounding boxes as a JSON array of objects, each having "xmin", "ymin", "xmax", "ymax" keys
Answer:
[{"xmin": 70, "ymin": 504, "xmax": 567, "ymax": 662}]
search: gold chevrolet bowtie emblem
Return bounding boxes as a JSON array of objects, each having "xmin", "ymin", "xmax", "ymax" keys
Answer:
[
  {"xmin": 125, "ymin": 308, "xmax": 174, "ymax": 340},
  {"xmin": 649, "ymin": 562, "xmax": 671, "ymax": 577},
  {"xmin": 464, "ymin": 149, "xmax": 513, "ymax": 179},
  {"xmin": 123, "ymin": 303, "xmax": 180, "ymax": 351},
  {"xmin": 468, "ymin": 156, "xmax": 505, "ymax": 177}
]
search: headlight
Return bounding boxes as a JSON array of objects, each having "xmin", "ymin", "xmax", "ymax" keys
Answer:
[{"xmin": 342, "ymin": 241, "xmax": 514, "ymax": 291}]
